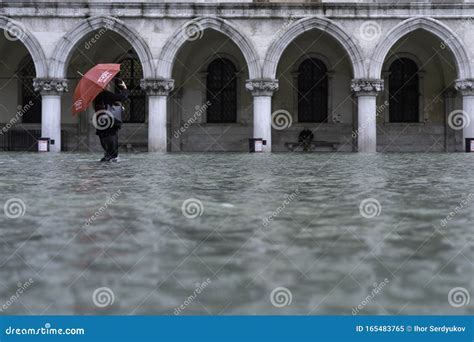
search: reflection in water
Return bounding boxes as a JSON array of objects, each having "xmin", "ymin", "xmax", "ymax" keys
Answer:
[{"xmin": 0, "ymin": 152, "xmax": 473, "ymax": 315}]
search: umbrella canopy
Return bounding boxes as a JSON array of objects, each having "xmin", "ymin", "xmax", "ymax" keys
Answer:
[{"xmin": 72, "ymin": 63, "xmax": 121, "ymax": 115}]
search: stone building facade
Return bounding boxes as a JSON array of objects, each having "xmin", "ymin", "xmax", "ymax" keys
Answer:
[{"xmin": 0, "ymin": 0, "xmax": 473, "ymax": 153}]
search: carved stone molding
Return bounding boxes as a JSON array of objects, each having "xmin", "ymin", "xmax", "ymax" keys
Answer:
[
  {"xmin": 140, "ymin": 78, "xmax": 175, "ymax": 96},
  {"xmin": 351, "ymin": 79, "xmax": 384, "ymax": 96},
  {"xmin": 33, "ymin": 78, "xmax": 69, "ymax": 95},
  {"xmin": 245, "ymin": 79, "xmax": 279, "ymax": 96},
  {"xmin": 454, "ymin": 79, "xmax": 474, "ymax": 96}
]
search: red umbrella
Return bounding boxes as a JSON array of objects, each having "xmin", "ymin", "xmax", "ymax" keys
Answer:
[{"xmin": 72, "ymin": 63, "xmax": 121, "ymax": 115}]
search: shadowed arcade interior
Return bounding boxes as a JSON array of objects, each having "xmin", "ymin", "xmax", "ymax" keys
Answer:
[
  {"xmin": 170, "ymin": 29, "xmax": 252, "ymax": 152},
  {"xmin": 273, "ymin": 28, "xmax": 355, "ymax": 152},
  {"xmin": 0, "ymin": 34, "xmax": 42, "ymax": 151},
  {"xmin": 377, "ymin": 29, "xmax": 461, "ymax": 152}
]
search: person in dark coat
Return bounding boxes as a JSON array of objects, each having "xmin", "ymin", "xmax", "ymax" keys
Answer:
[
  {"xmin": 298, "ymin": 128, "xmax": 314, "ymax": 152},
  {"xmin": 94, "ymin": 78, "xmax": 128, "ymax": 162}
]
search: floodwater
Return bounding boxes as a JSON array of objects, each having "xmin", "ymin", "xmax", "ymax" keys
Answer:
[{"xmin": 0, "ymin": 152, "xmax": 473, "ymax": 315}]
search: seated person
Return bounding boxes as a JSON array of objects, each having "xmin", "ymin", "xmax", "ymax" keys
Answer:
[{"xmin": 298, "ymin": 128, "xmax": 314, "ymax": 151}]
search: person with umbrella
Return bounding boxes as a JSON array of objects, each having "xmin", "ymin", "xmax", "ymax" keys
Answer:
[
  {"xmin": 93, "ymin": 78, "xmax": 128, "ymax": 162},
  {"xmin": 73, "ymin": 64, "xmax": 129, "ymax": 162}
]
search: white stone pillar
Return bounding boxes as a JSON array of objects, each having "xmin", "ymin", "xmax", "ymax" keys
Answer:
[
  {"xmin": 245, "ymin": 79, "xmax": 279, "ymax": 152},
  {"xmin": 33, "ymin": 78, "xmax": 69, "ymax": 152},
  {"xmin": 140, "ymin": 78, "xmax": 175, "ymax": 152},
  {"xmin": 454, "ymin": 79, "xmax": 474, "ymax": 149},
  {"xmin": 351, "ymin": 79, "xmax": 384, "ymax": 153}
]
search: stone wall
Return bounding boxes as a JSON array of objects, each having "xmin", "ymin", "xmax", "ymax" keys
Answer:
[{"xmin": 0, "ymin": 1, "xmax": 473, "ymax": 152}]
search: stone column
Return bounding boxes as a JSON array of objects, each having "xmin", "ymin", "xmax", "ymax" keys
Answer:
[
  {"xmin": 351, "ymin": 79, "xmax": 384, "ymax": 153},
  {"xmin": 245, "ymin": 79, "xmax": 279, "ymax": 152},
  {"xmin": 140, "ymin": 78, "xmax": 175, "ymax": 152},
  {"xmin": 454, "ymin": 79, "xmax": 474, "ymax": 148},
  {"xmin": 33, "ymin": 78, "xmax": 68, "ymax": 152}
]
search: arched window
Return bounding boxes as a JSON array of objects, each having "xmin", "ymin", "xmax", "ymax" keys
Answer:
[
  {"xmin": 389, "ymin": 58, "xmax": 419, "ymax": 123},
  {"xmin": 206, "ymin": 58, "xmax": 237, "ymax": 123},
  {"xmin": 18, "ymin": 56, "xmax": 41, "ymax": 123},
  {"xmin": 117, "ymin": 53, "xmax": 146, "ymax": 123},
  {"xmin": 297, "ymin": 58, "xmax": 328, "ymax": 123}
]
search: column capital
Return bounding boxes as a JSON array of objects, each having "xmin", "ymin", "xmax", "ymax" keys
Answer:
[
  {"xmin": 140, "ymin": 78, "xmax": 175, "ymax": 96},
  {"xmin": 33, "ymin": 78, "xmax": 69, "ymax": 95},
  {"xmin": 245, "ymin": 78, "xmax": 279, "ymax": 96},
  {"xmin": 351, "ymin": 79, "xmax": 384, "ymax": 96},
  {"xmin": 454, "ymin": 79, "xmax": 474, "ymax": 96}
]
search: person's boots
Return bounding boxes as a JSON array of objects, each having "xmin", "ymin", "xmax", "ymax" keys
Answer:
[
  {"xmin": 99, "ymin": 136, "xmax": 108, "ymax": 162},
  {"xmin": 109, "ymin": 134, "xmax": 119, "ymax": 161},
  {"xmin": 100, "ymin": 136, "xmax": 115, "ymax": 162}
]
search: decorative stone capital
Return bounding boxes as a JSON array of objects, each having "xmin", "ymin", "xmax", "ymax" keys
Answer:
[
  {"xmin": 140, "ymin": 78, "xmax": 175, "ymax": 96},
  {"xmin": 454, "ymin": 79, "xmax": 474, "ymax": 96},
  {"xmin": 33, "ymin": 78, "xmax": 69, "ymax": 95},
  {"xmin": 351, "ymin": 79, "xmax": 384, "ymax": 96},
  {"xmin": 245, "ymin": 78, "xmax": 279, "ymax": 96}
]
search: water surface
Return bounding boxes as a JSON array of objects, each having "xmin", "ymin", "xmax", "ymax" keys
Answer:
[{"xmin": 0, "ymin": 152, "xmax": 473, "ymax": 315}]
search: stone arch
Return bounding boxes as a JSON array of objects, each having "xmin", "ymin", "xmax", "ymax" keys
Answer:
[
  {"xmin": 0, "ymin": 16, "xmax": 48, "ymax": 78},
  {"xmin": 263, "ymin": 17, "xmax": 365, "ymax": 79},
  {"xmin": 50, "ymin": 16, "xmax": 154, "ymax": 78},
  {"xmin": 370, "ymin": 17, "xmax": 472, "ymax": 80},
  {"xmin": 157, "ymin": 17, "xmax": 261, "ymax": 79}
]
